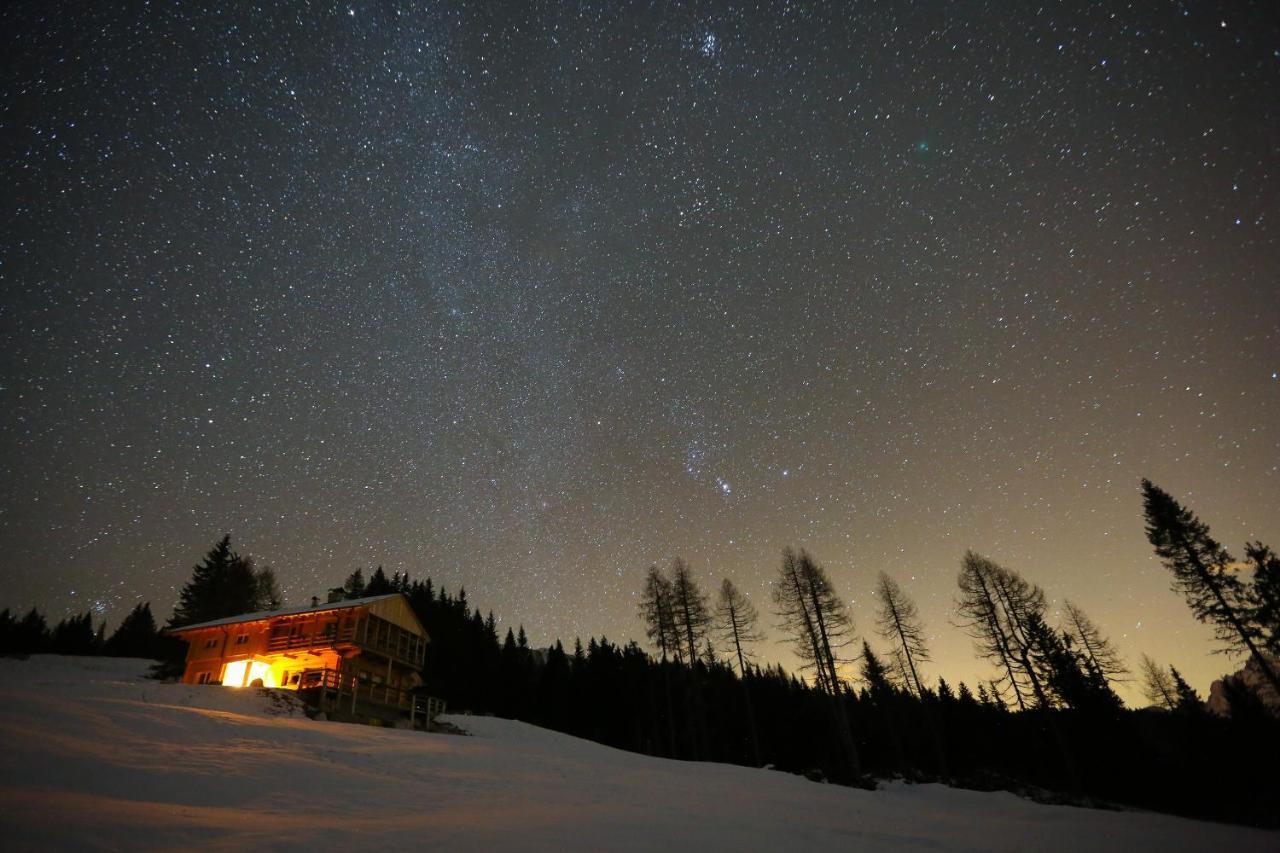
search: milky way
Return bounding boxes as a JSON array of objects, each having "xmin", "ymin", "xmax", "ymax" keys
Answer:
[{"xmin": 3, "ymin": 2, "xmax": 1277, "ymax": 701}]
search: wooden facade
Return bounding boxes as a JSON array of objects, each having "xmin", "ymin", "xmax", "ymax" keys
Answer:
[{"xmin": 167, "ymin": 593, "xmax": 431, "ymax": 724}]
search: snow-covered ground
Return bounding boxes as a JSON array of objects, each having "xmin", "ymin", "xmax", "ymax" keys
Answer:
[{"xmin": 0, "ymin": 656, "xmax": 1273, "ymax": 852}]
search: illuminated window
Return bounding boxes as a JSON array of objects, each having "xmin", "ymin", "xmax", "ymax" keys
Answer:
[{"xmin": 222, "ymin": 659, "xmax": 275, "ymax": 688}]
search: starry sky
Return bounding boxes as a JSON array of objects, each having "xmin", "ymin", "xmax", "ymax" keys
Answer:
[{"xmin": 2, "ymin": 1, "xmax": 1277, "ymax": 702}]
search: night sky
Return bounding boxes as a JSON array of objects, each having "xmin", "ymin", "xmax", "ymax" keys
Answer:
[{"xmin": 3, "ymin": 2, "xmax": 1277, "ymax": 702}]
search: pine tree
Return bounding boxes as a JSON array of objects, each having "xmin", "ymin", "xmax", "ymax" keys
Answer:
[
  {"xmin": 1141, "ymin": 480, "xmax": 1280, "ymax": 696},
  {"xmin": 874, "ymin": 572, "xmax": 930, "ymax": 697},
  {"xmin": 51, "ymin": 612, "xmax": 97, "ymax": 655},
  {"xmin": 1169, "ymin": 666, "xmax": 1203, "ymax": 714},
  {"xmin": 343, "ymin": 568, "xmax": 367, "ymax": 598},
  {"xmin": 169, "ymin": 536, "xmax": 278, "ymax": 627},
  {"xmin": 1025, "ymin": 612, "xmax": 1121, "ymax": 713},
  {"xmin": 366, "ymin": 566, "xmax": 393, "ymax": 595},
  {"xmin": 13, "ymin": 608, "xmax": 49, "ymax": 654},
  {"xmin": 1243, "ymin": 543, "xmax": 1280, "ymax": 655},
  {"xmin": 860, "ymin": 641, "xmax": 896, "ymax": 700},
  {"xmin": 255, "ymin": 565, "xmax": 283, "ymax": 610},
  {"xmin": 105, "ymin": 602, "xmax": 162, "ymax": 659}
]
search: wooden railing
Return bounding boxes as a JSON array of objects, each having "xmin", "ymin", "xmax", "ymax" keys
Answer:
[
  {"xmin": 267, "ymin": 624, "xmax": 354, "ymax": 652},
  {"xmin": 265, "ymin": 614, "xmax": 425, "ymax": 668},
  {"xmin": 300, "ymin": 668, "xmax": 443, "ymax": 727}
]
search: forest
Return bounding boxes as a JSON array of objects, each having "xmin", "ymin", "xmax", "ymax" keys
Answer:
[{"xmin": 3, "ymin": 479, "xmax": 1277, "ymax": 826}]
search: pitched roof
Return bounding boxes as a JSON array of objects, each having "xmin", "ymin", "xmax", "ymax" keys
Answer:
[{"xmin": 166, "ymin": 593, "xmax": 403, "ymax": 633}]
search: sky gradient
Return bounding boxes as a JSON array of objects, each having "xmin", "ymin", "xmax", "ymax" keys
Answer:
[{"xmin": 2, "ymin": 1, "xmax": 1277, "ymax": 703}]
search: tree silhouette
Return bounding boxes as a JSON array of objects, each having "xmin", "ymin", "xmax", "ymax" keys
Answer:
[
  {"xmin": 874, "ymin": 572, "xmax": 930, "ymax": 697},
  {"xmin": 1141, "ymin": 480, "xmax": 1280, "ymax": 696}
]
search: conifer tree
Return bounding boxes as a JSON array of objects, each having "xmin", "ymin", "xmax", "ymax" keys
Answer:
[
  {"xmin": 859, "ymin": 641, "xmax": 896, "ymax": 699},
  {"xmin": 639, "ymin": 565, "xmax": 680, "ymax": 662},
  {"xmin": 13, "ymin": 608, "xmax": 49, "ymax": 654},
  {"xmin": 255, "ymin": 565, "xmax": 283, "ymax": 610},
  {"xmin": 169, "ymin": 536, "xmax": 278, "ymax": 627},
  {"xmin": 105, "ymin": 602, "xmax": 162, "ymax": 658},
  {"xmin": 669, "ymin": 558, "xmax": 711, "ymax": 666},
  {"xmin": 715, "ymin": 576, "xmax": 764, "ymax": 765},
  {"xmin": 1139, "ymin": 654, "xmax": 1178, "ymax": 710},
  {"xmin": 1061, "ymin": 600, "xmax": 1128, "ymax": 685},
  {"xmin": 365, "ymin": 566, "xmax": 393, "ymax": 595},
  {"xmin": 1169, "ymin": 666, "xmax": 1203, "ymax": 714},
  {"xmin": 51, "ymin": 612, "xmax": 97, "ymax": 655},
  {"xmin": 1141, "ymin": 480, "xmax": 1280, "ymax": 696},
  {"xmin": 715, "ymin": 578, "xmax": 763, "ymax": 676},
  {"xmin": 874, "ymin": 572, "xmax": 930, "ymax": 697},
  {"xmin": 1243, "ymin": 542, "xmax": 1280, "ymax": 655},
  {"xmin": 343, "ymin": 568, "xmax": 367, "ymax": 598},
  {"xmin": 774, "ymin": 548, "xmax": 860, "ymax": 778},
  {"xmin": 956, "ymin": 552, "xmax": 1032, "ymax": 709}
]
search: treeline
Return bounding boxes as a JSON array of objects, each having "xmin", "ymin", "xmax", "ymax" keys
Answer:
[
  {"xmin": 385, "ymin": 479, "xmax": 1278, "ymax": 825},
  {"xmin": 0, "ymin": 534, "xmax": 280, "ymax": 661},
  {"xmin": 2, "ymin": 480, "xmax": 1277, "ymax": 826},
  {"xmin": 0, "ymin": 601, "xmax": 166, "ymax": 659}
]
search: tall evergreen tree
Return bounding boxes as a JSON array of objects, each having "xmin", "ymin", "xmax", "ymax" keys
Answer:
[
  {"xmin": 254, "ymin": 565, "xmax": 284, "ymax": 610},
  {"xmin": 1169, "ymin": 666, "xmax": 1203, "ymax": 714},
  {"xmin": 1140, "ymin": 480, "xmax": 1280, "ymax": 696},
  {"xmin": 859, "ymin": 641, "xmax": 896, "ymax": 699},
  {"xmin": 12, "ymin": 608, "xmax": 49, "ymax": 654},
  {"xmin": 1243, "ymin": 542, "xmax": 1280, "ymax": 655},
  {"xmin": 169, "ymin": 536, "xmax": 249, "ymax": 626},
  {"xmin": 342, "ymin": 568, "xmax": 367, "ymax": 598},
  {"xmin": 365, "ymin": 566, "xmax": 393, "ymax": 595},
  {"xmin": 105, "ymin": 602, "xmax": 162, "ymax": 658},
  {"xmin": 51, "ymin": 612, "xmax": 98, "ymax": 655}
]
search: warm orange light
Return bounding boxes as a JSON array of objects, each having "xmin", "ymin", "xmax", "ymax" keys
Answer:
[{"xmin": 222, "ymin": 659, "xmax": 276, "ymax": 688}]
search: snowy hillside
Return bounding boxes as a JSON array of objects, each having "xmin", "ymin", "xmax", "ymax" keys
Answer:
[{"xmin": 0, "ymin": 657, "xmax": 1273, "ymax": 852}]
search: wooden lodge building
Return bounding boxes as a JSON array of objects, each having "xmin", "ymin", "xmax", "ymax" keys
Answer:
[{"xmin": 167, "ymin": 592, "xmax": 435, "ymax": 726}]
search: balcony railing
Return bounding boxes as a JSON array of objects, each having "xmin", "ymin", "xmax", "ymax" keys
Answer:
[
  {"xmin": 299, "ymin": 668, "xmax": 445, "ymax": 727},
  {"xmin": 265, "ymin": 614, "xmax": 425, "ymax": 668}
]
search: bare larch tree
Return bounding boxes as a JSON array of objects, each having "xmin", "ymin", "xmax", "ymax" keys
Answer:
[
  {"xmin": 874, "ymin": 571, "xmax": 930, "ymax": 697},
  {"xmin": 774, "ymin": 547, "xmax": 860, "ymax": 777},
  {"xmin": 1061, "ymin": 600, "xmax": 1128, "ymax": 686},
  {"xmin": 716, "ymin": 578, "xmax": 763, "ymax": 676}
]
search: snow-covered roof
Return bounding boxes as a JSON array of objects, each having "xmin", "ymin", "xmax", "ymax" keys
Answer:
[{"xmin": 167, "ymin": 593, "xmax": 403, "ymax": 633}]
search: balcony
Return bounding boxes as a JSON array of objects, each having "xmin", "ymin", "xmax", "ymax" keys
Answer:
[{"xmin": 265, "ymin": 613, "xmax": 425, "ymax": 668}]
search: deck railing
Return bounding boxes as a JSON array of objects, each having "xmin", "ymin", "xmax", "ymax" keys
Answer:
[
  {"xmin": 265, "ymin": 614, "xmax": 425, "ymax": 668},
  {"xmin": 301, "ymin": 668, "xmax": 444, "ymax": 727}
]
